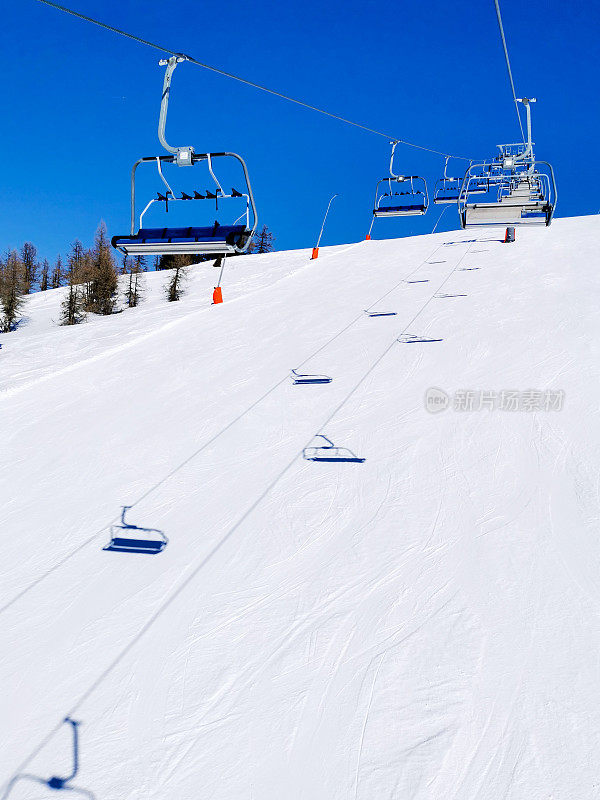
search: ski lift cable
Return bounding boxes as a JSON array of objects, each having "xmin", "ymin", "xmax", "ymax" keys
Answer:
[
  {"xmin": 0, "ymin": 236, "xmax": 449, "ymax": 619},
  {"xmin": 33, "ymin": 0, "xmax": 476, "ymax": 162},
  {"xmin": 1, "ymin": 239, "xmax": 475, "ymax": 791},
  {"xmin": 493, "ymin": 0, "xmax": 526, "ymax": 142}
]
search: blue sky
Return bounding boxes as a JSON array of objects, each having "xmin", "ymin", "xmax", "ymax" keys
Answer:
[{"xmin": 1, "ymin": 0, "xmax": 598, "ymax": 264}]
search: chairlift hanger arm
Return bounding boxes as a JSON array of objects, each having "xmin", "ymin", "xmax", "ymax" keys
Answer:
[
  {"xmin": 388, "ymin": 141, "xmax": 406, "ymax": 180},
  {"xmin": 499, "ymin": 98, "xmax": 536, "ymax": 169},
  {"xmin": 158, "ymin": 55, "xmax": 195, "ymax": 165},
  {"xmin": 515, "ymin": 97, "xmax": 535, "ymax": 164}
]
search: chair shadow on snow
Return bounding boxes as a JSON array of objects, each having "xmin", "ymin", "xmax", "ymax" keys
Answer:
[
  {"xmin": 290, "ymin": 369, "xmax": 332, "ymax": 385},
  {"xmin": 303, "ymin": 435, "xmax": 365, "ymax": 463},
  {"xmin": 398, "ymin": 333, "xmax": 444, "ymax": 344},
  {"xmin": 2, "ymin": 718, "xmax": 96, "ymax": 799},
  {"xmin": 103, "ymin": 506, "xmax": 168, "ymax": 554}
]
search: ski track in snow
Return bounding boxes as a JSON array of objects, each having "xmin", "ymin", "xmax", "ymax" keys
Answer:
[{"xmin": 1, "ymin": 217, "xmax": 599, "ymax": 799}]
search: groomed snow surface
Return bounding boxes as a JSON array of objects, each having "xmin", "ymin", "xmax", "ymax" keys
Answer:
[{"xmin": 1, "ymin": 216, "xmax": 599, "ymax": 799}]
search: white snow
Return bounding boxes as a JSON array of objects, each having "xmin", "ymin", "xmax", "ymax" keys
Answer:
[{"xmin": 1, "ymin": 216, "xmax": 599, "ymax": 799}]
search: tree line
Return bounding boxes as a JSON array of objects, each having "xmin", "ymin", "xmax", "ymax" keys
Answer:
[{"xmin": 0, "ymin": 223, "xmax": 274, "ymax": 333}]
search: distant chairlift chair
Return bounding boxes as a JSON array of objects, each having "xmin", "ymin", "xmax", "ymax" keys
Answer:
[
  {"xmin": 104, "ymin": 506, "xmax": 168, "ymax": 554},
  {"xmin": 433, "ymin": 156, "xmax": 462, "ymax": 204},
  {"xmin": 367, "ymin": 141, "xmax": 429, "ymax": 238},
  {"xmin": 112, "ymin": 55, "xmax": 258, "ymax": 257},
  {"xmin": 458, "ymin": 99, "xmax": 556, "ymax": 228}
]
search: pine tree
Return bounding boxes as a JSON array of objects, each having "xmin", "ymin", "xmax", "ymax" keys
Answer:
[
  {"xmin": 165, "ymin": 264, "xmax": 188, "ymax": 302},
  {"xmin": 125, "ymin": 257, "xmax": 145, "ymax": 308},
  {"xmin": 157, "ymin": 253, "xmax": 196, "ymax": 271},
  {"xmin": 40, "ymin": 259, "xmax": 50, "ymax": 291},
  {"xmin": 20, "ymin": 242, "xmax": 39, "ymax": 294},
  {"xmin": 133, "ymin": 255, "xmax": 147, "ymax": 272},
  {"xmin": 51, "ymin": 255, "xmax": 64, "ymax": 289},
  {"xmin": 60, "ymin": 259, "xmax": 85, "ymax": 326},
  {"xmin": 0, "ymin": 250, "xmax": 26, "ymax": 332},
  {"xmin": 121, "ymin": 254, "xmax": 132, "ymax": 275},
  {"xmin": 67, "ymin": 241, "xmax": 85, "ymax": 282},
  {"xmin": 80, "ymin": 249, "xmax": 94, "ymax": 310},
  {"xmin": 252, "ymin": 225, "xmax": 275, "ymax": 254},
  {"xmin": 84, "ymin": 223, "xmax": 118, "ymax": 315}
]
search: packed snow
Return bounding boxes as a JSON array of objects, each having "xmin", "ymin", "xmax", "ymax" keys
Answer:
[{"xmin": 1, "ymin": 215, "xmax": 599, "ymax": 799}]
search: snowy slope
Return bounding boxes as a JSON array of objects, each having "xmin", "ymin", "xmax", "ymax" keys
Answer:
[{"xmin": 1, "ymin": 216, "xmax": 599, "ymax": 800}]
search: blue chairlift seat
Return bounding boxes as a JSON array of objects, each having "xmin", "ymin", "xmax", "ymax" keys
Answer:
[
  {"xmin": 112, "ymin": 224, "xmax": 250, "ymax": 256},
  {"xmin": 433, "ymin": 191, "xmax": 460, "ymax": 204},
  {"xmin": 373, "ymin": 203, "xmax": 426, "ymax": 217}
]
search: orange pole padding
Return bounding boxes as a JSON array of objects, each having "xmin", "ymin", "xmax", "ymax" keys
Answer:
[
  {"xmin": 212, "ymin": 286, "xmax": 223, "ymax": 304},
  {"xmin": 365, "ymin": 234, "xmax": 371, "ymax": 240},
  {"xmin": 311, "ymin": 247, "xmax": 319, "ymax": 260}
]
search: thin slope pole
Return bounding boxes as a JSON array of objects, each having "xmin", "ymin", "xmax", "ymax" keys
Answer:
[{"xmin": 311, "ymin": 194, "xmax": 339, "ymax": 259}]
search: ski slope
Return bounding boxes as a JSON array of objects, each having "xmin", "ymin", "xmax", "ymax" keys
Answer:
[{"xmin": 1, "ymin": 216, "xmax": 599, "ymax": 799}]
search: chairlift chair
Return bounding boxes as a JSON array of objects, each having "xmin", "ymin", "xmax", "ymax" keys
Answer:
[
  {"xmin": 433, "ymin": 157, "xmax": 462, "ymax": 204},
  {"xmin": 104, "ymin": 506, "xmax": 168, "ymax": 554},
  {"xmin": 372, "ymin": 141, "xmax": 429, "ymax": 218},
  {"xmin": 459, "ymin": 164, "xmax": 555, "ymax": 227},
  {"xmin": 458, "ymin": 99, "xmax": 556, "ymax": 228},
  {"xmin": 302, "ymin": 435, "xmax": 365, "ymax": 463},
  {"xmin": 112, "ymin": 55, "xmax": 258, "ymax": 257}
]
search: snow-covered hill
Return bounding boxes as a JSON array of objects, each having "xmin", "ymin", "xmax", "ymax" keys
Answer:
[{"xmin": 1, "ymin": 216, "xmax": 599, "ymax": 799}]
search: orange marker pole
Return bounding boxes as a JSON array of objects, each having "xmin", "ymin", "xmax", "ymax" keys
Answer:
[
  {"xmin": 212, "ymin": 256, "xmax": 226, "ymax": 304},
  {"xmin": 311, "ymin": 193, "xmax": 339, "ymax": 260}
]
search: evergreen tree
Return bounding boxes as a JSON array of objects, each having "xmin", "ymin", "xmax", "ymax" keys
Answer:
[
  {"xmin": 80, "ymin": 249, "xmax": 95, "ymax": 310},
  {"xmin": 157, "ymin": 253, "xmax": 196, "ymax": 271},
  {"xmin": 67, "ymin": 241, "xmax": 85, "ymax": 282},
  {"xmin": 40, "ymin": 259, "xmax": 50, "ymax": 291},
  {"xmin": 60, "ymin": 259, "xmax": 85, "ymax": 326},
  {"xmin": 51, "ymin": 255, "xmax": 64, "ymax": 289},
  {"xmin": 84, "ymin": 223, "xmax": 118, "ymax": 315},
  {"xmin": 252, "ymin": 226, "xmax": 275, "ymax": 254},
  {"xmin": 20, "ymin": 242, "xmax": 39, "ymax": 294},
  {"xmin": 124, "ymin": 257, "xmax": 145, "ymax": 308},
  {"xmin": 133, "ymin": 254, "xmax": 147, "ymax": 272},
  {"xmin": 0, "ymin": 250, "xmax": 26, "ymax": 332},
  {"xmin": 165, "ymin": 263, "xmax": 188, "ymax": 302},
  {"xmin": 121, "ymin": 254, "xmax": 132, "ymax": 275}
]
